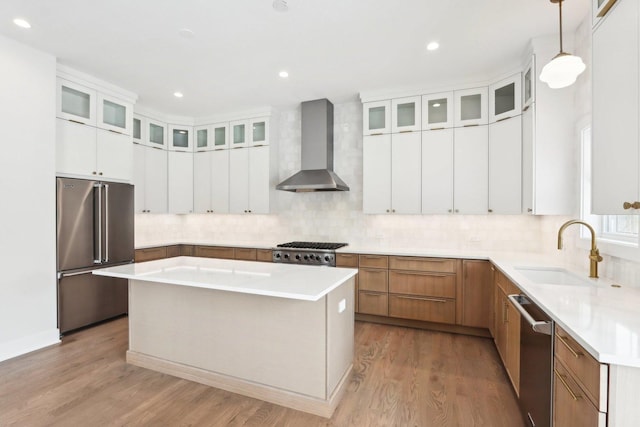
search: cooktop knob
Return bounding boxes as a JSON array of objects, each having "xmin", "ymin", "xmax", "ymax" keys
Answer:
[
  {"xmin": 303, "ymin": 255, "xmax": 309, "ymax": 260},
  {"xmin": 275, "ymin": 253, "xmax": 281, "ymax": 258},
  {"xmin": 295, "ymin": 254, "xmax": 301, "ymax": 260},
  {"xmin": 284, "ymin": 253, "xmax": 290, "ymax": 259},
  {"xmin": 325, "ymin": 255, "xmax": 330, "ymax": 262},
  {"xmin": 315, "ymin": 255, "xmax": 321, "ymax": 261}
]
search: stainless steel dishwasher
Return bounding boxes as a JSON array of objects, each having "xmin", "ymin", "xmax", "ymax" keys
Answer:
[{"xmin": 508, "ymin": 294, "xmax": 554, "ymax": 427}]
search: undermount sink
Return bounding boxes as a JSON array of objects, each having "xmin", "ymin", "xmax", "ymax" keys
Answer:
[{"xmin": 514, "ymin": 266, "xmax": 595, "ymax": 286}]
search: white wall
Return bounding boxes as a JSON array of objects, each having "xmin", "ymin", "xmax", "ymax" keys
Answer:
[{"xmin": 0, "ymin": 35, "xmax": 59, "ymax": 361}]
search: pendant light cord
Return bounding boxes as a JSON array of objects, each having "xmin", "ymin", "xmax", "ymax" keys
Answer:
[{"xmin": 558, "ymin": 0, "xmax": 564, "ymax": 53}]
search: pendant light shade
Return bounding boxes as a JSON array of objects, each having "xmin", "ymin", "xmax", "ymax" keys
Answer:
[{"xmin": 540, "ymin": 0, "xmax": 585, "ymax": 89}]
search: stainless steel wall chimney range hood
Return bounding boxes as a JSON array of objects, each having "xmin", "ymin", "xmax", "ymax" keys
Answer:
[{"xmin": 276, "ymin": 99, "xmax": 349, "ymax": 192}]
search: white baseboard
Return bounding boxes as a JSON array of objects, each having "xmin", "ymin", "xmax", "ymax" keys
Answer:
[{"xmin": 0, "ymin": 328, "xmax": 60, "ymax": 362}]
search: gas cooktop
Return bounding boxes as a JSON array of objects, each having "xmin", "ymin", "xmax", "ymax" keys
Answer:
[{"xmin": 273, "ymin": 242, "xmax": 348, "ymax": 266}]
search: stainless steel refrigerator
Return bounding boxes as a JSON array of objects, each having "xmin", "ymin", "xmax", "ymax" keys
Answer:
[{"xmin": 56, "ymin": 177, "xmax": 134, "ymax": 334}]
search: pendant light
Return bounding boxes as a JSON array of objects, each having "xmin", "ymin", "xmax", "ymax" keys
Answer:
[{"xmin": 539, "ymin": 0, "xmax": 586, "ymax": 89}]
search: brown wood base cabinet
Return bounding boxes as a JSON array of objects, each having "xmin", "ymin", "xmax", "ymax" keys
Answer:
[
  {"xmin": 493, "ymin": 267, "xmax": 521, "ymax": 395},
  {"xmin": 357, "ymin": 255, "xmax": 389, "ymax": 316}
]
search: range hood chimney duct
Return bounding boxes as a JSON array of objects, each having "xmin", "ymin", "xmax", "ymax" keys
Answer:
[{"xmin": 276, "ymin": 99, "xmax": 349, "ymax": 192}]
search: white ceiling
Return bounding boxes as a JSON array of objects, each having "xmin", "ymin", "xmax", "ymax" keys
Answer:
[{"xmin": 0, "ymin": 0, "xmax": 589, "ymax": 117}]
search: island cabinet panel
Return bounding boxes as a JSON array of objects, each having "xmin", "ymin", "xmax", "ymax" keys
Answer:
[
  {"xmin": 194, "ymin": 246, "xmax": 235, "ymax": 259},
  {"xmin": 135, "ymin": 246, "xmax": 167, "ymax": 262},
  {"xmin": 388, "ymin": 295, "xmax": 455, "ymax": 324},
  {"xmin": 388, "ymin": 271, "xmax": 455, "ymax": 298},
  {"xmin": 336, "ymin": 253, "xmax": 359, "ymax": 313},
  {"xmin": 234, "ymin": 248, "xmax": 257, "ymax": 261},
  {"xmin": 256, "ymin": 249, "xmax": 272, "ymax": 262},
  {"xmin": 389, "ymin": 256, "xmax": 456, "ymax": 273},
  {"xmin": 460, "ymin": 260, "xmax": 493, "ymax": 328},
  {"xmin": 358, "ymin": 292, "xmax": 388, "ymax": 316}
]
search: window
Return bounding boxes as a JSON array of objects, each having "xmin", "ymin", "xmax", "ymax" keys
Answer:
[{"xmin": 581, "ymin": 125, "xmax": 640, "ymax": 259}]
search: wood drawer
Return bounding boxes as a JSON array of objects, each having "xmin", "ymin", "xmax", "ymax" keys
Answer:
[
  {"xmin": 180, "ymin": 245, "xmax": 195, "ymax": 256},
  {"xmin": 555, "ymin": 325, "xmax": 608, "ymax": 411},
  {"xmin": 358, "ymin": 291, "xmax": 388, "ymax": 316},
  {"xmin": 336, "ymin": 253, "xmax": 358, "ymax": 268},
  {"xmin": 554, "ymin": 358, "xmax": 607, "ymax": 427},
  {"xmin": 166, "ymin": 245, "xmax": 181, "ymax": 258},
  {"xmin": 389, "ymin": 256, "xmax": 456, "ymax": 273},
  {"xmin": 359, "ymin": 268, "xmax": 388, "ymax": 292},
  {"xmin": 388, "ymin": 271, "xmax": 456, "ymax": 298},
  {"xmin": 389, "ymin": 295, "xmax": 455, "ymax": 324},
  {"xmin": 235, "ymin": 248, "xmax": 257, "ymax": 261},
  {"xmin": 135, "ymin": 246, "xmax": 166, "ymax": 262},
  {"xmin": 194, "ymin": 246, "xmax": 235, "ymax": 259},
  {"xmin": 359, "ymin": 254, "xmax": 388, "ymax": 269},
  {"xmin": 256, "ymin": 249, "xmax": 272, "ymax": 262}
]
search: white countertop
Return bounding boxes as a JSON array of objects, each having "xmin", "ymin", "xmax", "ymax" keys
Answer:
[{"xmin": 94, "ymin": 256, "xmax": 357, "ymax": 302}]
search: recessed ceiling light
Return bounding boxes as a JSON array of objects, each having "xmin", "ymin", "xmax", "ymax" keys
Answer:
[
  {"xmin": 426, "ymin": 41, "xmax": 440, "ymax": 51},
  {"xmin": 178, "ymin": 28, "xmax": 195, "ymax": 39},
  {"xmin": 279, "ymin": 71, "xmax": 289, "ymax": 78},
  {"xmin": 174, "ymin": 92, "xmax": 184, "ymax": 98},
  {"xmin": 273, "ymin": 0, "xmax": 288, "ymax": 12},
  {"xmin": 13, "ymin": 18, "xmax": 31, "ymax": 29}
]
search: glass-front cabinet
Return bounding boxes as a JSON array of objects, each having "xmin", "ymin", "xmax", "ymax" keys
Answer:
[
  {"xmin": 194, "ymin": 126, "xmax": 210, "ymax": 152},
  {"xmin": 522, "ymin": 56, "xmax": 535, "ymax": 111},
  {"xmin": 230, "ymin": 120, "xmax": 249, "ymax": 148},
  {"xmin": 454, "ymin": 87, "xmax": 488, "ymax": 127},
  {"xmin": 250, "ymin": 117, "xmax": 269, "ymax": 146},
  {"xmin": 593, "ymin": 0, "xmax": 618, "ymax": 25},
  {"xmin": 422, "ymin": 92, "xmax": 454, "ymax": 130},
  {"xmin": 147, "ymin": 119, "xmax": 167, "ymax": 148},
  {"xmin": 489, "ymin": 73, "xmax": 521, "ymax": 123},
  {"xmin": 212, "ymin": 123, "xmax": 229, "ymax": 150},
  {"xmin": 97, "ymin": 94, "xmax": 132, "ymax": 135},
  {"xmin": 169, "ymin": 125, "xmax": 193, "ymax": 151},
  {"xmin": 57, "ymin": 78, "xmax": 96, "ymax": 126},
  {"xmin": 363, "ymin": 100, "xmax": 391, "ymax": 135},
  {"xmin": 133, "ymin": 115, "xmax": 144, "ymax": 144},
  {"xmin": 392, "ymin": 96, "xmax": 421, "ymax": 133}
]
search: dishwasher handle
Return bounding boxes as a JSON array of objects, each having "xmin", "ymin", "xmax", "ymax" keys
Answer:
[{"xmin": 508, "ymin": 294, "xmax": 553, "ymax": 335}]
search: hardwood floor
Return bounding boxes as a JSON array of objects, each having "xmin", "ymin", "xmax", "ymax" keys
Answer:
[{"xmin": 0, "ymin": 318, "xmax": 524, "ymax": 426}]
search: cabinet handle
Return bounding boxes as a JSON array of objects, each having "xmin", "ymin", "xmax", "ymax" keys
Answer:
[
  {"xmin": 152, "ymin": 146, "xmax": 164, "ymax": 150},
  {"xmin": 496, "ymin": 116, "xmax": 511, "ymax": 122},
  {"xmin": 68, "ymin": 119, "xmax": 85, "ymax": 125},
  {"xmin": 463, "ymin": 124, "xmax": 479, "ymax": 127},
  {"xmin": 455, "ymin": 209, "xmax": 459, "ymax": 213},
  {"xmin": 430, "ymin": 127, "xmax": 446, "ymax": 131},
  {"xmin": 386, "ymin": 209, "xmax": 390, "ymax": 213},
  {"xmin": 554, "ymin": 369, "xmax": 582, "ymax": 401},
  {"xmin": 362, "ymin": 255, "xmax": 383, "ymax": 260},
  {"xmin": 488, "ymin": 209, "xmax": 493, "ymax": 213},
  {"xmin": 392, "ymin": 209, "xmax": 396, "ymax": 213},
  {"xmin": 557, "ymin": 334, "xmax": 583, "ymax": 358},
  {"xmin": 108, "ymin": 129, "xmax": 123, "ymax": 134},
  {"xmin": 503, "ymin": 301, "xmax": 508, "ymax": 323},
  {"xmin": 527, "ymin": 208, "xmax": 533, "ymax": 213},
  {"xmin": 99, "ymin": 172, "xmax": 103, "ymax": 176},
  {"xmin": 92, "ymin": 171, "xmax": 97, "ymax": 175},
  {"xmin": 623, "ymin": 201, "xmax": 640, "ymax": 209},
  {"xmin": 395, "ymin": 295, "xmax": 448, "ymax": 303},
  {"xmin": 448, "ymin": 209, "xmax": 452, "ymax": 213},
  {"xmin": 370, "ymin": 132, "xmax": 384, "ymax": 136},
  {"xmin": 399, "ymin": 130, "xmax": 413, "ymax": 133},
  {"xmin": 363, "ymin": 292, "xmax": 383, "ymax": 297}
]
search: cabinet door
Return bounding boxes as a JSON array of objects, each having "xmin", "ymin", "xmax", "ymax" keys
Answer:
[
  {"xmin": 250, "ymin": 117, "xmax": 269, "ymax": 146},
  {"xmin": 489, "ymin": 73, "xmax": 521, "ymax": 123},
  {"xmin": 193, "ymin": 151, "xmax": 212, "ymax": 213},
  {"xmin": 521, "ymin": 104, "xmax": 535, "ymax": 214},
  {"xmin": 488, "ymin": 116, "xmax": 522, "ymax": 214},
  {"xmin": 169, "ymin": 125, "xmax": 193, "ymax": 152},
  {"xmin": 133, "ymin": 115, "xmax": 145, "ymax": 144},
  {"xmin": 392, "ymin": 96, "xmax": 421, "ymax": 133},
  {"xmin": 144, "ymin": 147, "xmax": 168, "ymax": 213},
  {"xmin": 363, "ymin": 134, "xmax": 392, "ymax": 214},
  {"xmin": 248, "ymin": 146, "xmax": 270, "ymax": 214},
  {"xmin": 422, "ymin": 92, "xmax": 453, "ymax": 130},
  {"xmin": 167, "ymin": 151, "xmax": 193, "ymax": 214},
  {"xmin": 212, "ymin": 122, "xmax": 229, "ymax": 150},
  {"xmin": 422, "ymin": 129, "xmax": 454, "ymax": 214},
  {"xmin": 147, "ymin": 119, "xmax": 167, "ymax": 149},
  {"xmin": 96, "ymin": 128, "xmax": 133, "ymax": 182},
  {"xmin": 363, "ymin": 100, "xmax": 391, "ymax": 135},
  {"xmin": 454, "ymin": 87, "xmax": 488, "ymax": 127},
  {"xmin": 230, "ymin": 120, "xmax": 249, "ymax": 149},
  {"xmin": 454, "ymin": 126, "xmax": 489, "ymax": 214},
  {"xmin": 506, "ymin": 299, "xmax": 521, "ymax": 393},
  {"xmin": 391, "ymin": 132, "xmax": 421, "ymax": 214},
  {"xmin": 229, "ymin": 148, "xmax": 249, "ymax": 213},
  {"xmin": 592, "ymin": 0, "xmax": 639, "ymax": 214},
  {"xmin": 593, "ymin": 0, "xmax": 619, "ymax": 26},
  {"xmin": 132, "ymin": 143, "xmax": 146, "ymax": 213},
  {"xmin": 211, "ymin": 149, "xmax": 230, "ymax": 213},
  {"xmin": 56, "ymin": 118, "xmax": 97, "ymax": 177},
  {"xmin": 522, "ymin": 56, "xmax": 535, "ymax": 110},
  {"xmin": 57, "ymin": 78, "xmax": 96, "ymax": 125},
  {"xmin": 460, "ymin": 260, "xmax": 492, "ymax": 328},
  {"xmin": 494, "ymin": 290, "xmax": 508, "ymax": 365},
  {"xmin": 194, "ymin": 126, "xmax": 211, "ymax": 152},
  {"xmin": 97, "ymin": 94, "xmax": 132, "ymax": 135}
]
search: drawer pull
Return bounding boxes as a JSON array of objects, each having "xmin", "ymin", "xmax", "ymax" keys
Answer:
[
  {"xmin": 363, "ymin": 293, "xmax": 383, "ymax": 297},
  {"xmin": 395, "ymin": 295, "xmax": 448, "ymax": 303},
  {"xmin": 554, "ymin": 369, "xmax": 582, "ymax": 401},
  {"xmin": 362, "ymin": 255, "xmax": 384, "ymax": 259},
  {"xmin": 557, "ymin": 334, "xmax": 583, "ymax": 359}
]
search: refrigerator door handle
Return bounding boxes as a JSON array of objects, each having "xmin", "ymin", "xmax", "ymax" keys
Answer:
[
  {"xmin": 104, "ymin": 183, "xmax": 110, "ymax": 263},
  {"xmin": 94, "ymin": 183, "xmax": 102, "ymax": 264}
]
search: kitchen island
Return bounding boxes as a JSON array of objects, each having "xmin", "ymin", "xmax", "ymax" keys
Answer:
[{"xmin": 94, "ymin": 256, "xmax": 357, "ymax": 417}]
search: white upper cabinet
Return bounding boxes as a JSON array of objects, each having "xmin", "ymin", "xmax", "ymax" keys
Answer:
[
  {"xmin": 522, "ymin": 56, "xmax": 535, "ymax": 111},
  {"xmin": 211, "ymin": 149, "xmax": 230, "ymax": 213},
  {"xmin": 169, "ymin": 125, "xmax": 193, "ymax": 152},
  {"xmin": 137, "ymin": 145, "xmax": 168, "ymax": 214},
  {"xmin": 212, "ymin": 122, "xmax": 229, "ymax": 150},
  {"xmin": 422, "ymin": 129, "xmax": 454, "ymax": 214},
  {"xmin": 422, "ymin": 92, "xmax": 454, "ymax": 130},
  {"xmin": 488, "ymin": 116, "xmax": 522, "ymax": 214},
  {"xmin": 133, "ymin": 115, "xmax": 145, "ymax": 144},
  {"xmin": 193, "ymin": 151, "xmax": 212, "ymax": 213},
  {"xmin": 147, "ymin": 119, "xmax": 167, "ymax": 149},
  {"xmin": 248, "ymin": 146, "xmax": 270, "ymax": 213},
  {"xmin": 593, "ymin": 0, "xmax": 619, "ymax": 26},
  {"xmin": 363, "ymin": 100, "xmax": 391, "ymax": 135},
  {"xmin": 454, "ymin": 87, "xmax": 488, "ymax": 127},
  {"xmin": 96, "ymin": 128, "xmax": 133, "ymax": 182},
  {"xmin": 97, "ymin": 93, "xmax": 132, "ymax": 135},
  {"xmin": 194, "ymin": 126, "xmax": 210, "ymax": 152},
  {"xmin": 362, "ymin": 134, "xmax": 392, "ymax": 214},
  {"xmin": 57, "ymin": 78, "xmax": 97, "ymax": 126},
  {"xmin": 392, "ymin": 96, "xmax": 421, "ymax": 133},
  {"xmin": 168, "ymin": 151, "xmax": 194, "ymax": 214},
  {"xmin": 250, "ymin": 117, "xmax": 269, "ymax": 146},
  {"xmin": 489, "ymin": 73, "xmax": 521, "ymax": 123},
  {"xmin": 453, "ymin": 126, "xmax": 489, "ymax": 214},
  {"xmin": 230, "ymin": 120, "xmax": 249, "ymax": 149},
  {"xmin": 391, "ymin": 132, "xmax": 422, "ymax": 213},
  {"xmin": 56, "ymin": 118, "xmax": 97, "ymax": 177}
]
